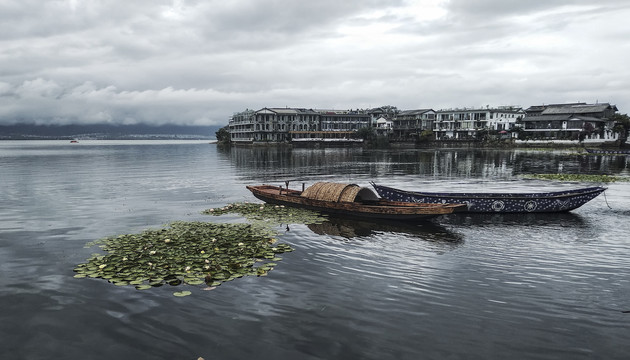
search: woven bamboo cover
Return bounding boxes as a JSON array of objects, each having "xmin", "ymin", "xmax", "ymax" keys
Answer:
[
  {"xmin": 301, "ymin": 182, "xmax": 360, "ymax": 203},
  {"xmin": 338, "ymin": 185, "xmax": 361, "ymax": 202},
  {"xmin": 301, "ymin": 182, "xmax": 327, "ymax": 199}
]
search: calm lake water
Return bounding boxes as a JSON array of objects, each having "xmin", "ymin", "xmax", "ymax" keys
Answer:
[{"xmin": 1, "ymin": 140, "xmax": 629, "ymax": 360}]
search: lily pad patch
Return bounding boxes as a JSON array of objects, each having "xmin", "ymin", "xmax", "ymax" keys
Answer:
[
  {"xmin": 74, "ymin": 221, "xmax": 292, "ymax": 296},
  {"xmin": 203, "ymin": 202, "xmax": 327, "ymax": 225},
  {"xmin": 524, "ymin": 174, "xmax": 628, "ymax": 183}
]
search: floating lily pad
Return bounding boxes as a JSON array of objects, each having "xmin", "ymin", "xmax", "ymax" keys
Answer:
[
  {"xmin": 524, "ymin": 174, "xmax": 629, "ymax": 183},
  {"xmin": 203, "ymin": 202, "xmax": 327, "ymax": 225},
  {"xmin": 184, "ymin": 278, "xmax": 205, "ymax": 285},
  {"xmin": 74, "ymin": 221, "xmax": 293, "ymax": 295},
  {"xmin": 173, "ymin": 291, "xmax": 192, "ymax": 297},
  {"xmin": 75, "ymin": 200, "xmax": 328, "ymax": 296}
]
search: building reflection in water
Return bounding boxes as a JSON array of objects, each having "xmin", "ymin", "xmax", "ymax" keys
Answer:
[{"xmin": 217, "ymin": 146, "xmax": 629, "ymax": 184}]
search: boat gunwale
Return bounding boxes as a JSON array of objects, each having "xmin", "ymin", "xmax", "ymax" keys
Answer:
[
  {"xmin": 246, "ymin": 184, "xmax": 466, "ymax": 217},
  {"xmin": 371, "ymin": 183, "xmax": 607, "ymax": 200}
]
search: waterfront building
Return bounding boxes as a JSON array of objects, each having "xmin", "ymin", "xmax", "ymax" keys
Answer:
[
  {"xmin": 292, "ymin": 109, "xmax": 371, "ymax": 144},
  {"xmin": 229, "ymin": 108, "xmax": 300, "ymax": 143},
  {"xmin": 519, "ymin": 103, "xmax": 618, "ymax": 140},
  {"xmin": 433, "ymin": 107, "xmax": 522, "ymax": 140},
  {"xmin": 228, "ymin": 102, "xmax": 620, "ymax": 144},
  {"xmin": 375, "ymin": 116, "xmax": 394, "ymax": 136},
  {"xmin": 524, "ymin": 102, "xmax": 585, "ymax": 117},
  {"xmin": 228, "ymin": 107, "xmax": 371, "ymax": 144},
  {"xmin": 486, "ymin": 106, "xmax": 525, "ymax": 134},
  {"xmin": 434, "ymin": 107, "xmax": 487, "ymax": 140},
  {"xmin": 367, "ymin": 107, "xmax": 387, "ymax": 127},
  {"xmin": 228, "ymin": 109, "xmax": 255, "ymax": 143},
  {"xmin": 392, "ymin": 109, "xmax": 436, "ymax": 140},
  {"xmin": 318, "ymin": 109, "xmax": 371, "ymax": 131}
]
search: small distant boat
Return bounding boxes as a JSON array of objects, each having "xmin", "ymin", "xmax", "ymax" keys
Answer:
[
  {"xmin": 371, "ymin": 183, "xmax": 607, "ymax": 213},
  {"xmin": 246, "ymin": 182, "xmax": 466, "ymax": 221},
  {"xmin": 584, "ymin": 148, "xmax": 630, "ymax": 155},
  {"xmin": 70, "ymin": 140, "xmax": 79, "ymax": 143}
]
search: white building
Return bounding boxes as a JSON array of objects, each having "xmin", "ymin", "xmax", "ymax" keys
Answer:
[
  {"xmin": 433, "ymin": 106, "xmax": 524, "ymax": 139},
  {"xmin": 375, "ymin": 116, "xmax": 393, "ymax": 135},
  {"xmin": 487, "ymin": 106, "xmax": 525, "ymax": 132}
]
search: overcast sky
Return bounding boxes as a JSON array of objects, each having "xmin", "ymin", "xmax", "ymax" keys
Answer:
[{"xmin": 1, "ymin": 0, "xmax": 629, "ymax": 127}]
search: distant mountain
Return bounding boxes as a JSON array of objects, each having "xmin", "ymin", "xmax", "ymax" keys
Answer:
[{"xmin": 0, "ymin": 123, "xmax": 225, "ymax": 140}]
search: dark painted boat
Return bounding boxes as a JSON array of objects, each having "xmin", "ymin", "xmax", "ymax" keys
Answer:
[
  {"xmin": 584, "ymin": 148, "xmax": 630, "ymax": 155},
  {"xmin": 371, "ymin": 183, "xmax": 607, "ymax": 213},
  {"xmin": 246, "ymin": 182, "xmax": 466, "ymax": 221}
]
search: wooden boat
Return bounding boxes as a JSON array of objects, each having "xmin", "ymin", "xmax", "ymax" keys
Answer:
[
  {"xmin": 584, "ymin": 148, "xmax": 630, "ymax": 155},
  {"xmin": 246, "ymin": 182, "xmax": 466, "ymax": 221},
  {"xmin": 371, "ymin": 183, "xmax": 607, "ymax": 213}
]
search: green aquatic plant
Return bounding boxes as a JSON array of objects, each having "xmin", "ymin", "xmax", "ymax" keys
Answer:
[
  {"xmin": 203, "ymin": 202, "xmax": 327, "ymax": 225},
  {"xmin": 74, "ymin": 221, "xmax": 293, "ymax": 296},
  {"xmin": 524, "ymin": 174, "xmax": 629, "ymax": 183},
  {"xmin": 76, "ymin": 203, "xmax": 327, "ymax": 296}
]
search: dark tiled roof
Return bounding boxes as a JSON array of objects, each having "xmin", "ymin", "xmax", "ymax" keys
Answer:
[
  {"xmin": 522, "ymin": 115, "xmax": 571, "ymax": 121},
  {"xmin": 541, "ymin": 103, "xmax": 616, "ymax": 115},
  {"xmin": 398, "ymin": 109, "xmax": 434, "ymax": 115},
  {"xmin": 524, "ymin": 103, "xmax": 586, "ymax": 112},
  {"xmin": 571, "ymin": 116, "xmax": 607, "ymax": 122},
  {"xmin": 522, "ymin": 115, "xmax": 606, "ymax": 122}
]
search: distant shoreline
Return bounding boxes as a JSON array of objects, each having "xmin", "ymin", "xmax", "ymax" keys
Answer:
[
  {"xmin": 224, "ymin": 139, "xmax": 627, "ymax": 150},
  {"xmin": 0, "ymin": 135, "xmax": 214, "ymax": 141},
  {"xmin": 0, "ymin": 139, "xmax": 217, "ymax": 144},
  {"xmin": 0, "ymin": 123, "xmax": 220, "ymax": 140}
]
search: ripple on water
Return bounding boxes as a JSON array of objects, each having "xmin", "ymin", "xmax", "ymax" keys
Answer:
[{"xmin": 3, "ymin": 143, "xmax": 630, "ymax": 359}]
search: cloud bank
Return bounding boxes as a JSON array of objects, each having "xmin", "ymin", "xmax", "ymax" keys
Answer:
[{"xmin": 1, "ymin": 0, "xmax": 629, "ymax": 126}]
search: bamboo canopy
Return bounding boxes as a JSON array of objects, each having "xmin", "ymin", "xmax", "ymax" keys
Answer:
[{"xmin": 301, "ymin": 182, "xmax": 379, "ymax": 203}]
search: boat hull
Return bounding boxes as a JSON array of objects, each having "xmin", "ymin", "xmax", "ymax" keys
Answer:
[
  {"xmin": 372, "ymin": 184, "xmax": 607, "ymax": 213},
  {"xmin": 246, "ymin": 185, "xmax": 466, "ymax": 221}
]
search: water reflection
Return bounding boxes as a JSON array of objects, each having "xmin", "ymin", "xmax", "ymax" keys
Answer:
[
  {"xmin": 218, "ymin": 146, "xmax": 629, "ymax": 181},
  {"xmin": 444, "ymin": 211, "xmax": 588, "ymax": 228},
  {"xmin": 301, "ymin": 217, "xmax": 464, "ymax": 244}
]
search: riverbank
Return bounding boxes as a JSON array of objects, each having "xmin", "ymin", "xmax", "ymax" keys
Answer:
[
  {"xmin": 224, "ymin": 138, "xmax": 628, "ymax": 150},
  {"xmin": 399, "ymin": 138, "xmax": 628, "ymax": 149}
]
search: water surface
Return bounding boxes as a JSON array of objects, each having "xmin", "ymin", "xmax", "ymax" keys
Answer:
[{"xmin": 1, "ymin": 141, "xmax": 629, "ymax": 359}]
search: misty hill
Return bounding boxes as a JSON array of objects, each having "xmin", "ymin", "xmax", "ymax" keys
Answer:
[{"xmin": 0, "ymin": 123, "xmax": 224, "ymax": 140}]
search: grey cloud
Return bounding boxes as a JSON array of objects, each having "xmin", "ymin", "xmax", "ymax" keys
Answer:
[
  {"xmin": 444, "ymin": 0, "xmax": 626, "ymax": 19},
  {"xmin": 0, "ymin": 80, "xmax": 235, "ymax": 126},
  {"xmin": 0, "ymin": 0, "xmax": 629, "ymax": 128}
]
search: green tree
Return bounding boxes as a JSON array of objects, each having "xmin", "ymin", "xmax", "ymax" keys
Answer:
[
  {"xmin": 215, "ymin": 126, "xmax": 230, "ymax": 144},
  {"xmin": 379, "ymin": 105, "xmax": 399, "ymax": 118},
  {"xmin": 418, "ymin": 129, "xmax": 434, "ymax": 141},
  {"xmin": 475, "ymin": 128, "xmax": 489, "ymax": 141},
  {"xmin": 356, "ymin": 127, "xmax": 376, "ymax": 142},
  {"xmin": 610, "ymin": 113, "xmax": 630, "ymax": 140}
]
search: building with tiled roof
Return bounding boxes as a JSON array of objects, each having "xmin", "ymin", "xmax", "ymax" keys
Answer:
[
  {"xmin": 228, "ymin": 107, "xmax": 370, "ymax": 143},
  {"xmin": 519, "ymin": 103, "xmax": 618, "ymax": 140},
  {"xmin": 392, "ymin": 109, "xmax": 436, "ymax": 139}
]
